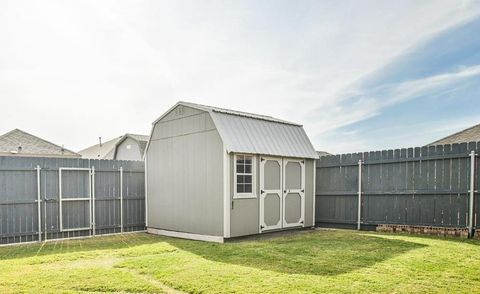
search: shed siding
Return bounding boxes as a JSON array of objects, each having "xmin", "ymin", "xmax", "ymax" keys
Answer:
[
  {"xmin": 115, "ymin": 137, "xmax": 142, "ymax": 161},
  {"xmin": 158, "ymin": 105, "xmax": 205, "ymax": 123},
  {"xmin": 147, "ymin": 108, "xmax": 224, "ymax": 237},
  {"xmin": 229, "ymin": 156, "xmax": 315, "ymax": 237},
  {"xmin": 230, "ymin": 154, "xmax": 261, "ymax": 237}
]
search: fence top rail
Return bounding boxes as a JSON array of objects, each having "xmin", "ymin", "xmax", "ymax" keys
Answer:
[
  {"xmin": 59, "ymin": 167, "xmax": 91, "ymax": 171},
  {"xmin": 316, "ymin": 189, "xmax": 472, "ymax": 196},
  {"xmin": 318, "ymin": 153, "xmax": 473, "ymax": 168}
]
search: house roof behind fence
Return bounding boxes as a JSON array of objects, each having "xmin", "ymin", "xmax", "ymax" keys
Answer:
[
  {"xmin": 79, "ymin": 133, "xmax": 149, "ymax": 159},
  {"xmin": 0, "ymin": 129, "xmax": 79, "ymax": 157},
  {"xmin": 429, "ymin": 123, "xmax": 480, "ymax": 145}
]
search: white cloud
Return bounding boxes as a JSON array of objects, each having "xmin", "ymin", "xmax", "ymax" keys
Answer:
[
  {"xmin": 306, "ymin": 64, "xmax": 480, "ymax": 136},
  {"xmin": 0, "ymin": 0, "xmax": 479, "ymax": 150}
]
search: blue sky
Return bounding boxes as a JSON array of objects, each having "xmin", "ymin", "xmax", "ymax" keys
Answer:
[
  {"xmin": 315, "ymin": 15, "xmax": 480, "ymax": 152},
  {"xmin": 0, "ymin": 0, "xmax": 479, "ymax": 153}
]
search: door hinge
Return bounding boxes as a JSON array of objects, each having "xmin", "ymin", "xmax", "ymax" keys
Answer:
[
  {"xmin": 301, "ymin": 189, "xmax": 304, "ymax": 193},
  {"xmin": 260, "ymin": 225, "xmax": 264, "ymax": 229},
  {"xmin": 300, "ymin": 220, "xmax": 304, "ymax": 224},
  {"xmin": 261, "ymin": 157, "xmax": 265, "ymax": 162},
  {"xmin": 261, "ymin": 190, "xmax": 264, "ymax": 194}
]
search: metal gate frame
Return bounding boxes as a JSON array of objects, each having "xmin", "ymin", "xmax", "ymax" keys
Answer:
[{"xmin": 58, "ymin": 167, "xmax": 93, "ymax": 233}]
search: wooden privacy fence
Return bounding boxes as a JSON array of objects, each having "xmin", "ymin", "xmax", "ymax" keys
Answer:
[
  {"xmin": 315, "ymin": 142, "xmax": 479, "ymax": 237},
  {"xmin": 0, "ymin": 156, "xmax": 145, "ymax": 245}
]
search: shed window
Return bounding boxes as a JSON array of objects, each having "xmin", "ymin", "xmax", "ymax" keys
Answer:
[{"xmin": 234, "ymin": 154, "xmax": 256, "ymax": 198}]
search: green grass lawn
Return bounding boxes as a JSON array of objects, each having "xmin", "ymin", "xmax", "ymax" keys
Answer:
[{"xmin": 1, "ymin": 230, "xmax": 479, "ymax": 293}]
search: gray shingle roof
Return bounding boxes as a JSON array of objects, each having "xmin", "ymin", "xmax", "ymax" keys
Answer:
[
  {"xmin": 429, "ymin": 123, "xmax": 480, "ymax": 145},
  {"xmin": 78, "ymin": 136, "xmax": 123, "ymax": 159},
  {"xmin": 0, "ymin": 129, "xmax": 79, "ymax": 157}
]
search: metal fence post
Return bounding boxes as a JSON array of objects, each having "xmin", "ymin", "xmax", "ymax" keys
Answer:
[
  {"xmin": 145, "ymin": 154, "xmax": 148, "ymax": 228},
  {"xmin": 357, "ymin": 159, "xmax": 362, "ymax": 230},
  {"xmin": 120, "ymin": 167, "xmax": 124, "ymax": 233},
  {"xmin": 91, "ymin": 166, "xmax": 96, "ymax": 236},
  {"xmin": 36, "ymin": 165, "xmax": 42, "ymax": 242},
  {"xmin": 59, "ymin": 168, "xmax": 63, "ymax": 232},
  {"xmin": 469, "ymin": 150, "xmax": 476, "ymax": 238}
]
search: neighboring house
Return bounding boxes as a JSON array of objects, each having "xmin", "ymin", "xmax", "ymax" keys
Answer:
[
  {"xmin": 317, "ymin": 151, "xmax": 332, "ymax": 157},
  {"xmin": 79, "ymin": 134, "xmax": 149, "ymax": 161},
  {"xmin": 145, "ymin": 101, "xmax": 318, "ymax": 243},
  {"xmin": 0, "ymin": 129, "xmax": 80, "ymax": 158},
  {"xmin": 429, "ymin": 123, "xmax": 480, "ymax": 145}
]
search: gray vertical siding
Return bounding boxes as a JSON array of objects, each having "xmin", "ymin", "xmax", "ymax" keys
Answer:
[
  {"xmin": 147, "ymin": 106, "xmax": 225, "ymax": 237},
  {"xmin": 115, "ymin": 137, "xmax": 143, "ymax": 161},
  {"xmin": 316, "ymin": 142, "xmax": 479, "ymax": 230},
  {"xmin": 230, "ymin": 155, "xmax": 315, "ymax": 237},
  {"xmin": 0, "ymin": 156, "xmax": 145, "ymax": 245},
  {"xmin": 230, "ymin": 154, "xmax": 260, "ymax": 237}
]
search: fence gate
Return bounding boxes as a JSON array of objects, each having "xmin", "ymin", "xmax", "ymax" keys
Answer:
[{"xmin": 59, "ymin": 168, "xmax": 92, "ymax": 234}]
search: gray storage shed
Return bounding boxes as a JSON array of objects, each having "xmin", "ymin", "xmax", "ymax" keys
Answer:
[{"xmin": 145, "ymin": 102, "xmax": 318, "ymax": 242}]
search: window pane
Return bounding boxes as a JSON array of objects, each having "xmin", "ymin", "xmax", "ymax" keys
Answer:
[
  {"xmin": 244, "ymin": 184, "xmax": 252, "ymax": 193},
  {"xmin": 236, "ymin": 155, "xmax": 245, "ymax": 165},
  {"xmin": 237, "ymin": 184, "xmax": 244, "ymax": 193},
  {"xmin": 244, "ymin": 175, "xmax": 252, "ymax": 184},
  {"xmin": 236, "ymin": 164, "xmax": 244, "ymax": 173},
  {"xmin": 237, "ymin": 175, "xmax": 244, "ymax": 184},
  {"xmin": 244, "ymin": 164, "xmax": 252, "ymax": 174},
  {"xmin": 244, "ymin": 156, "xmax": 252, "ymax": 165}
]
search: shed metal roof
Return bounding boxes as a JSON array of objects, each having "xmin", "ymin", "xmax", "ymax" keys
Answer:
[{"xmin": 150, "ymin": 102, "xmax": 318, "ymax": 159}]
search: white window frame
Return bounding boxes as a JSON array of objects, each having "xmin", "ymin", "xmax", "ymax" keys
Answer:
[{"xmin": 233, "ymin": 154, "xmax": 257, "ymax": 199}]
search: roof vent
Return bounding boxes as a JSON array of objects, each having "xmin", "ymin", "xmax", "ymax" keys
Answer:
[{"xmin": 10, "ymin": 145, "xmax": 21, "ymax": 154}]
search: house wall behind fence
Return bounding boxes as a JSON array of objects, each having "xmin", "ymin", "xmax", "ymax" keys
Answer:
[
  {"xmin": 316, "ymin": 142, "xmax": 479, "ymax": 231},
  {"xmin": 0, "ymin": 156, "xmax": 145, "ymax": 245}
]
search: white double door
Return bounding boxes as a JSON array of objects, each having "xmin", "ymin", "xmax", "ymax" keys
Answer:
[{"xmin": 259, "ymin": 157, "xmax": 305, "ymax": 232}]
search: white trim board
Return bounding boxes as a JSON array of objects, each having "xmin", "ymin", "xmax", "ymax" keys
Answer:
[
  {"xmin": 233, "ymin": 153, "xmax": 257, "ymax": 199},
  {"xmin": 312, "ymin": 160, "xmax": 316, "ymax": 227},
  {"xmin": 223, "ymin": 147, "xmax": 231, "ymax": 238},
  {"xmin": 147, "ymin": 228, "xmax": 225, "ymax": 243}
]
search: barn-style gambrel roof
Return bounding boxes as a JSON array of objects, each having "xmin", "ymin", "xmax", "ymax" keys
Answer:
[
  {"xmin": 79, "ymin": 133, "xmax": 149, "ymax": 159},
  {"xmin": 149, "ymin": 101, "xmax": 319, "ymax": 159}
]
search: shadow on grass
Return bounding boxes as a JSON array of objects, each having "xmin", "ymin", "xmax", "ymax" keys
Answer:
[{"xmin": 167, "ymin": 230, "xmax": 427, "ymax": 276}]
